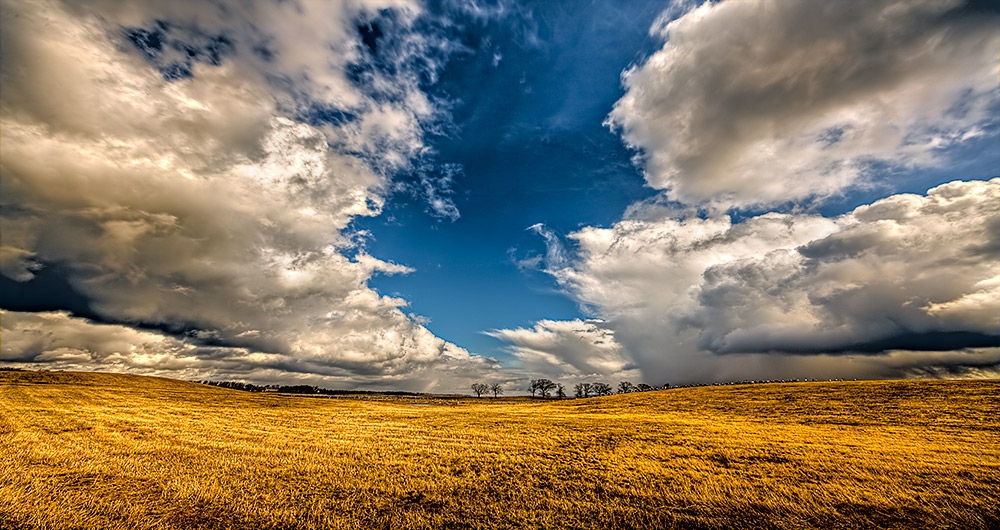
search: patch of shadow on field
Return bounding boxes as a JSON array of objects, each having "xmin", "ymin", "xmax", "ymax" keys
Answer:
[
  {"xmin": 397, "ymin": 491, "xmax": 446, "ymax": 511},
  {"xmin": 708, "ymin": 452, "xmax": 794, "ymax": 468}
]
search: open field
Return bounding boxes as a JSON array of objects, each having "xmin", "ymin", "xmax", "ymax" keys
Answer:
[{"xmin": 1, "ymin": 371, "xmax": 998, "ymax": 529}]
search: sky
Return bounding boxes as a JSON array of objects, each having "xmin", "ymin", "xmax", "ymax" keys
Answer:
[{"xmin": 2, "ymin": 0, "xmax": 998, "ymax": 393}]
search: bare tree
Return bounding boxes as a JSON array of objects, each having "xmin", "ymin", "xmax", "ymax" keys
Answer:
[
  {"xmin": 471, "ymin": 383, "xmax": 489, "ymax": 397},
  {"xmin": 556, "ymin": 383, "xmax": 566, "ymax": 399},
  {"xmin": 574, "ymin": 382, "xmax": 592, "ymax": 398},
  {"xmin": 532, "ymin": 379, "xmax": 556, "ymax": 398},
  {"xmin": 528, "ymin": 379, "xmax": 539, "ymax": 397},
  {"xmin": 636, "ymin": 383, "xmax": 653, "ymax": 392},
  {"xmin": 618, "ymin": 381, "xmax": 636, "ymax": 394},
  {"xmin": 490, "ymin": 383, "xmax": 504, "ymax": 398},
  {"xmin": 592, "ymin": 382, "xmax": 613, "ymax": 396}
]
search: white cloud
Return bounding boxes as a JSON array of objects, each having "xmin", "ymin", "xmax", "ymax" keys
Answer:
[
  {"xmin": 527, "ymin": 223, "xmax": 569, "ymax": 270},
  {"xmin": 535, "ymin": 179, "xmax": 998, "ymax": 384},
  {"xmin": 607, "ymin": 0, "xmax": 1000, "ymax": 209},
  {"xmin": 692, "ymin": 179, "xmax": 1000, "ymax": 354},
  {"xmin": 486, "ymin": 319, "xmax": 636, "ymax": 380},
  {"xmin": 0, "ymin": 0, "xmax": 493, "ymax": 391}
]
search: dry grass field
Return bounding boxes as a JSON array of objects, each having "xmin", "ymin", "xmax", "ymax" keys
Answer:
[{"xmin": 1, "ymin": 371, "xmax": 998, "ymax": 530}]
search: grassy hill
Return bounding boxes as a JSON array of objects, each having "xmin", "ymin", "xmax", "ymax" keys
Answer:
[{"xmin": 1, "ymin": 371, "xmax": 997, "ymax": 529}]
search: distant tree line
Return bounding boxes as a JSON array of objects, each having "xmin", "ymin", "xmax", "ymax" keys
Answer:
[
  {"xmin": 200, "ymin": 380, "xmax": 268, "ymax": 392},
  {"xmin": 468, "ymin": 379, "xmax": 671, "ymax": 398},
  {"xmin": 197, "ymin": 380, "xmax": 426, "ymax": 396}
]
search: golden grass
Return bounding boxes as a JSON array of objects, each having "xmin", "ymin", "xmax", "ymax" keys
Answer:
[{"xmin": 1, "ymin": 371, "xmax": 998, "ymax": 529}]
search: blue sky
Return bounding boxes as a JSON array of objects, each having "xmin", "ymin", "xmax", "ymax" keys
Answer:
[
  {"xmin": 2, "ymin": 0, "xmax": 998, "ymax": 391},
  {"xmin": 355, "ymin": 1, "xmax": 664, "ymax": 358}
]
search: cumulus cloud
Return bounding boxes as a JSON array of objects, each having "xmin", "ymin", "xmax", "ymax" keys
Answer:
[
  {"xmin": 485, "ymin": 319, "xmax": 636, "ymax": 380},
  {"xmin": 531, "ymin": 179, "xmax": 999, "ymax": 384},
  {"xmin": 607, "ymin": 0, "xmax": 1000, "ymax": 209},
  {"xmin": 693, "ymin": 179, "xmax": 1000, "ymax": 354},
  {"xmin": 0, "ymin": 0, "xmax": 493, "ymax": 391}
]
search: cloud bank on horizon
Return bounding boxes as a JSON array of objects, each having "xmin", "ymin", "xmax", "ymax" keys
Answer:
[{"xmin": 2, "ymin": 0, "xmax": 998, "ymax": 390}]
